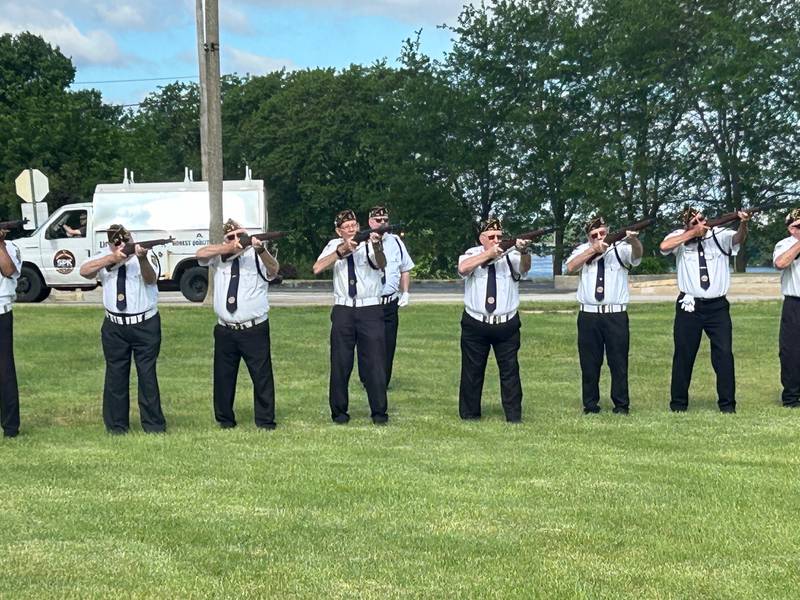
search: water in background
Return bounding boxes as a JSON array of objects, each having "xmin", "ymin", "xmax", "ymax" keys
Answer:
[{"xmin": 523, "ymin": 256, "xmax": 777, "ymax": 280}]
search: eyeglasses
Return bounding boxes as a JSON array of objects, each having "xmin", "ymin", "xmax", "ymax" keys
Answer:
[
  {"xmin": 484, "ymin": 234, "xmax": 502, "ymax": 240},
  {"xmin": 373, "ymin": 217, "xmax": 389, "ymax": 224},
  {"xmin": 590, "ymin": 231, "xmax": 606, "ymax": 240}
]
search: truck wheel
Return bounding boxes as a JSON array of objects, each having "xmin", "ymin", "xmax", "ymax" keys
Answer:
[
  {"xmin": 16, "ymin": 266, "xmax": 46, "ymax": 303},
  {"xmin": 180, "ymin": 266, "xmax": 208, "ymax": 302}
]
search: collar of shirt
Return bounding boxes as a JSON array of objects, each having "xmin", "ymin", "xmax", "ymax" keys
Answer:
[
  {"xmin": 326, "ymin": 239, "xmax": 384, "ymax": 301},
  {"xmin": 213, "ymin": 247, "xmax": 271, "ymax": 322},
  {"xmin": 460, "ymin": 247, "xmax": 520, "ymax": 316},
  {"xmin": 98, "ymin": 253, "xmax": 158, "ymax": 314}
]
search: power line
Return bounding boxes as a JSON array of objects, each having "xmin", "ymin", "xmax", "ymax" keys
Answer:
[{"xmin": 73, "ymin": 75, "xmax": 200, "ymax": 85}]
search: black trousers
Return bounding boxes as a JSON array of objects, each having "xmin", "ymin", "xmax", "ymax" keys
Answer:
[
  {"xmin": 779, "ymin": 296, "xmax": 800, "ymax": 407},
  {"xmin": 0, "ymin": 311, "xmax": 20, "ymax": 436},
  {"xmin": 213, "ymin": 320, "xmax": 276, "ymax": 428},
  {"xmin": 101, "ymin": 314, "xmax": 166, "ymax": 433},
  {"xmin": 670, "ymin": 295, "xmax": 735, "ymax": 412},
  {"xmin": 358, "ymin": 298, "xmax": 399, "ymax": 387},
  {"xmin": 577, "ymin": 311, "xmax": 630, "ymax": 413},
  {"xmin": 330, "ymin": 304, "xmax": 387, "ymax": 423},
  {"xmin": 459, "ymin": 312, "xmax": 522, "ymax": 421}
]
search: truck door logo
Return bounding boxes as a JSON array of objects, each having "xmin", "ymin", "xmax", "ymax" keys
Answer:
[{"xmin": 54, "ymin": 249, "xmax": 76, "ymax": 274}]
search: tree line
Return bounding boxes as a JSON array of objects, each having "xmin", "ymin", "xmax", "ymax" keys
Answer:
[{"xmin": 1, "ymin": 0, "xmax": 799, "ymax": 276}]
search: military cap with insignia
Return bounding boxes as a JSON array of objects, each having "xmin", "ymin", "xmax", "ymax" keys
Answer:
[
  {"xmin": 335, "ymin": 209, "xmax": 357, "ymax": 228},
  {"xmin": 107, "ymin": 224, "xmax": 132, "ymax": 245},
  {"xmin": 368, "ymin": 206, "xmax": 389, "ymax": 219},
  {"xmin": 584, "ymin": 215, "xmax": 607, "ymax": 234},
  {"xmin": 480, "ymin": 217, "xmax": 502, "ymax": 233}
]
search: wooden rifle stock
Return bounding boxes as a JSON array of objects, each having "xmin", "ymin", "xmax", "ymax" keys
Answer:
[
  {"xmin": 499, "ymin": 226, "xmax": 556, "ymax": 252},
  {"xmin": 120, "ymin": 237, "xmax": 176, "ymax": 256},
  {"xmin": 221, "ymin": 231, "xmax": 287, "ymax": 261},
  {"xmin": 0, "ymin": 218, "xmax": 28, "ymax": 230},
  {"xmin": 585, "ymin": 218, "xmax": 655, "ymax": 264},
  {"xmin": 704, "ymin": 202, "xmax": 774, "ymax": 229},
  {"xmin": 352, "ymin": 222, "xmax": 405, "ymax": 244}
]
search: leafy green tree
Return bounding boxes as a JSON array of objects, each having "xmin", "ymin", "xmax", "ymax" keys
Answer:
[
  {"xmin": 0, "ymin": 32, "xmax": 124, "ymax": 217},
  {"xmin": 682, "ymin": 0, "xmax": 800, "ymax": 270}
]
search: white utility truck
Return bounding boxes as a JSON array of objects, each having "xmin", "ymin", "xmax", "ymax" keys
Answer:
[{"xmin": 14, "ymin": 172, "xmax": 268, "ymax": 302}]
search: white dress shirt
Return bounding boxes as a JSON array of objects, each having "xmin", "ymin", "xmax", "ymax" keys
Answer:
[
  {"xmin": 381, "ymin": 233, "xmax": 415, "ymax": 296},
  {"xmin": 319, "ymin": 239, "xmax": 384, "ymax": 303},
  {"xmin": 0, "ymin": 241, "xmax": 22, "ymax": 307},
  {"xmin": 93, "ymin": 249, "xmax": 158, "ymax": 314},
  {"xmin": 568, "ymin": 241, "xmax": 641, "ymax": 306},
  {"xmin": 459, "ymin": 247, "xmax": 524, "ymax": 318},
  {"xmin": 199, "ymin": 247, "xmax": 272, "ymax": 322},
  {"xmin": 661, "ymin": 227, "xmax": 739, "ymax": 298},
  {"xmin": 774, "ymin": 236, "xmax": 800, "ymax": 297}
]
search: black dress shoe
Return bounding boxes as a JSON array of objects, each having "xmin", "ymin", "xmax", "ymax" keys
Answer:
[
  {"xmin": 3, "ymin": 430, "xmax": 19, "ymax": 438},
  {"xmin": 583, "ymin": 407, "xmax": 601, "ymax": 415},
  {"xmin": 333, "ymin": 414, "xmax": 350, "ymax": 424},
  {"xmin": 612, "ymin": 407, "xmax": 629, "ymax": 415},
  {"xmin": 372, "ymin": 416, "xmax": 389, "ymax": 425},
  {"xmin": 257, "ymin": 423, "xmax": 277, "ymax": 431}
]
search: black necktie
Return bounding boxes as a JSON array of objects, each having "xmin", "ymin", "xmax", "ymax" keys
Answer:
[
  {"xmin": 697, "ymin": 239, "xmax": 710, "ymax": 290},
  {"xmin": 485, "ymin": 264, "xmax": 497, "ymax": 313},
  {"xmin": 347, "ymin": 255, "xmax": 357, "ymax": 298},
  {"xmin": 594, "ymin": 257, "xmax": 605, "ymax": 301},
  {"xmin": 226, "ymin": 257, "xmax": 240, "ymax": 313},
  {"xmin": 116, "ymin": 264, "xmax": 127, "ymax": 311}
]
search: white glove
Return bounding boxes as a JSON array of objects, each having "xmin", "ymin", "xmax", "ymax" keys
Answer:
[
  {"xmin": 679, "ymin": 294, "xmax": 695, "ymax": 313},
  {"xmin": 398, "ymin": 292, "xmax": 410, "ymax": 308}
]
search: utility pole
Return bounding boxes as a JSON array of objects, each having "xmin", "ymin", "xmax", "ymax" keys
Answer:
[
  {"xmin": 196, "ymin": 0, "xmax": 224, "ymax": 302},
  {"xmin": 195, "ymin": 0, "xmax": 209, "ymax": 180}
]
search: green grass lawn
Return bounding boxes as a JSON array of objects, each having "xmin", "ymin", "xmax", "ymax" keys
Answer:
[{"xmin": 2, "ymin": 301, "xmax": 799, "ymax": 599}]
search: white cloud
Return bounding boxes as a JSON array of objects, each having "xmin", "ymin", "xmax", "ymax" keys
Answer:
[
  {"xmin": 224, "ymin": 47, "xmax": 295, "ymax": 75},
  {"xmin": 220, "ymin": 4, "xmax": 253, "ymax": 35},
  {"xmin": 236, "ymin": 0, "xmax": 467, "ymax": 25},
  {"xmin": 0, "ymin": 6, "xmax": 125, "ymax": 66},
  {"xmin": 94, "ymin": 4, "xmax": 148, "ymax": 29}
]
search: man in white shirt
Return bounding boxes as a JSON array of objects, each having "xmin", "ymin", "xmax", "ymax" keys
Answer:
[
  {"xmin": 80, "ymin": 224, "xmax": 166, "ymax": 434},
  {"xmin": 457, "ymin": 217, "xmax": 531, "ymax": 422},
  {"xmin": 772, "ymin": 208, "xmax": 800, "ymax": 408},
  {"xmin": 313, "ymin": 209, "xmax": 388, "ymax": 424},
  {"xmin": 357, "ymin": 205, "xmax": 414, "ymax": 388},
  {"xmin": 0, "ymin": 227, "xmax": 22, "ymax": 438},
  {"xmin": 196, "ymin": 219, "xmax": 280, "ymax": 430},
  {"xmin": 659, "ymin": 205, "xmax": 750, "ymax": 413},
  {"xmin": 566, "ymin": 215, "xmax": 642, "ymax": 414}
]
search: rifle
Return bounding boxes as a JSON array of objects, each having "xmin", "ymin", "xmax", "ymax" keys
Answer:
[
  {"xmin": 120, "ymin": 237, "xmax": 176, "ymax": 256},
  {"xmin": 499, "ymin": 226, "xmax": 556, "ymax": 252},
  {"xmin": 0, "ymin": 218, "xmax": 28, "ymax": 231},
  {"xmin": 220, "ymin": 231, "xmax": 287, "ymax": 261},
  {"xmin": 352, "ymin": 222, "xmax": 405, "ymax": 244},
  {"xmin": 586, "ymin": 217, "xmax": 655, "ymax": 264},
  {"xmin": 704, "ymin": 202, "xmax": 776, "ymax": 229}
]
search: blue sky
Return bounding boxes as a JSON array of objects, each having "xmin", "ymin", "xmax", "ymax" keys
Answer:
[{"xmin": 0, "ymin": 0, "xmax": 464, "ymax": 106}]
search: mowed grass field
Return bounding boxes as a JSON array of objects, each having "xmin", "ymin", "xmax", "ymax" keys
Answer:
[{"xmin": 2, "ymin": 301, "xmax": 800, "ymax": 599}]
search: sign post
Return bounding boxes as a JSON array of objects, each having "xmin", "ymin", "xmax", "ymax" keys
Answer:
[{"xmin": 15, "ymin": 168, "xmax": 49, "ymax": 229}]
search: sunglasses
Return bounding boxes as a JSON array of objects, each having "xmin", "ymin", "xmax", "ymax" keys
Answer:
[
  {"xmin": 373, "ymin": 217, "xmax": 389, "ymax": 224},
  {"xmin": 484, "ymin": 234, "xmax": 502, "ymax": 240}
]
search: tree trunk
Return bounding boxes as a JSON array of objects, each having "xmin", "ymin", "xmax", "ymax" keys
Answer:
[{"xmin": 553, "ymin": 227, "xmax": 564, "ymax": 276}]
